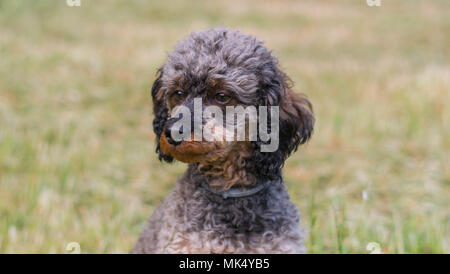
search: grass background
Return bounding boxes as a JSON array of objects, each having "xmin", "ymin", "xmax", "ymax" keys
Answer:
[{"xmin": 0, "ymin": 0, "xmax": 449, "ymax": 253}]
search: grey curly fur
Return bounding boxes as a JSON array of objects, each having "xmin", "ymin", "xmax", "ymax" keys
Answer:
[
  {"xmin": 132, "ymin": 28, "xmax": 314, "ymax": 254},
  {"xmin": 132, "ymin": 165, "xmax": 305, "ymax": 253}
]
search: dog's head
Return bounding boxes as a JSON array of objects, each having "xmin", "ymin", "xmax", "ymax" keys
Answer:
[{"xmin": 151, "ymin": 28, "xmax": 314, "ymax": 189}]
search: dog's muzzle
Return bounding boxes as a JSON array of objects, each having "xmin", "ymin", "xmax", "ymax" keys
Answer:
[{"xmin": 164, "ymin": 117, "xmax": 185, "ymax": 146}]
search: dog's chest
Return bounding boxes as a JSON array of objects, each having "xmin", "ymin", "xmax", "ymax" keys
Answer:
[
  {"xmin": 155, "ymin": 209, "xmax": 305, "ymax": 254},
  {"xmin": 152, "ymin": 182, "xmax": 306, "ymax": 254},
  {"xmin": 158, "ymin": 227, "xmax": 304, "ymax": 254}
]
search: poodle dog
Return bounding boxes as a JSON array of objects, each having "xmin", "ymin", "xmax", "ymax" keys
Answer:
[{"xmin": 132, "ymin": 28, "xmax": 314, "ymax": 254}]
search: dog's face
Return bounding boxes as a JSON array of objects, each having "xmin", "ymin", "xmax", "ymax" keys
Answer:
[
  {"xmin": 151, "ymin": 29, "xmax": 314, "ymax": 189},
  {"xmin": 157, "ymin": 74, "xmax": 245, "ymax": 164}
]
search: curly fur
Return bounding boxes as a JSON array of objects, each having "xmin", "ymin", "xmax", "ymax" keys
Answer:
[
  {"xmin": 132, "ymin": 28, "xmax": 314, "ymax": 253},
  {"xmin": 132, "ymin": 166, "xmax": 305, "ymax": 253}
]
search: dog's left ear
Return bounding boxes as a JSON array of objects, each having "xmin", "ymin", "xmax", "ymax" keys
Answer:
[
  {"xmin": 251, "ymin": 70, "xmax": 314, "ymax": 180},
  {"xmin": 278, "ymin": 78, "xmax": 315, "ymax": 160}
]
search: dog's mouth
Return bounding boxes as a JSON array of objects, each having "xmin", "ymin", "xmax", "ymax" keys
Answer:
[
  {"xmin": 159, "ymin": 132, "xmax": 256, "ymax": 190},
  {"xmin": 159, "ymin": 133, "xmax": 220, "ymax": 163}
]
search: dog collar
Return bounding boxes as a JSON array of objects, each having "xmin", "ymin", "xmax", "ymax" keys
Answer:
[{"xmin": 202, "ymin": 180, "xmax": 272, "ymax": 199}]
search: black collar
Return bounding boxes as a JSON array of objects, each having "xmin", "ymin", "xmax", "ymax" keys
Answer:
[{"xmin": 202, "ymin": 180, "xmax": 273, "ymax": 199}]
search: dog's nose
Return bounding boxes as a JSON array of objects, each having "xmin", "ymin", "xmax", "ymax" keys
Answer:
[{"xmin": 164, "ymin": 126, "xmax": 182, "ymax": 146}]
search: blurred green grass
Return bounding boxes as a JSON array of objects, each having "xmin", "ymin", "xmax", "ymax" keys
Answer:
[{"xmin": 0, "ymin": 0, "xmax": 449, "ymax": 253}]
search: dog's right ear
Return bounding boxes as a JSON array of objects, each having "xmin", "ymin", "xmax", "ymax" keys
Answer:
[{"xmin": 151, "ymin": 69, "xmax": 174, "ymax": 163}]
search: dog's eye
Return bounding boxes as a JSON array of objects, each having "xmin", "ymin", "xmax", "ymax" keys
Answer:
[
  {"xmin": 215, "ymin": 92, "xmax": 231, "ymax": 104},
  {"xmin": 174, "ymin": 90, "xmax": 185, "ymax": 98},
  {"xmin": 171, "ymin": 90, "xmax": 186, "ymax": 102}
]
